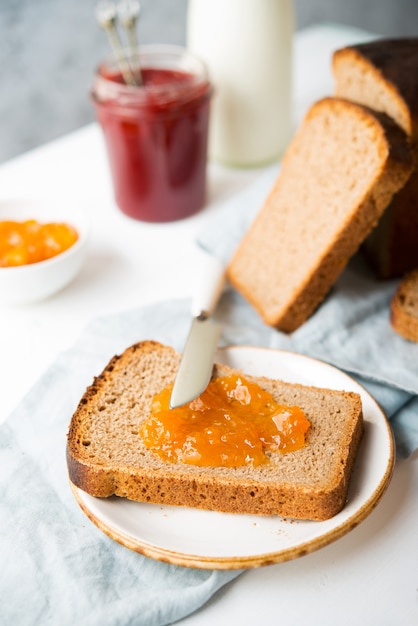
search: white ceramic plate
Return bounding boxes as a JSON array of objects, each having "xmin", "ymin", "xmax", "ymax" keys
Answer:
[{"xmin": 70, "ymin": 346, "xmax": 395, "ymax": 569}]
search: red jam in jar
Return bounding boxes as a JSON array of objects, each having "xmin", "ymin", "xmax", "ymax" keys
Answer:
[
  {"xmin": 92, "ymin": 45, "xmax": 212, "ymax": 222},
  {"xmin": 140, "ymin": 374, "xmax": 311, "ymax": 468}
]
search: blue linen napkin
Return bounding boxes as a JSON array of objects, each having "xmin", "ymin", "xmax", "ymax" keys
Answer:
[
  {"xmin": 198, "ymin": 166, "xmax": 418, "ymax": 459},
  {"xmin": 0, "ymin": 305, "xmax": 241, "ymax": 626},
  {"xmin": 1, "ymin": 165, "xmax": 417, "ymax": 626}
]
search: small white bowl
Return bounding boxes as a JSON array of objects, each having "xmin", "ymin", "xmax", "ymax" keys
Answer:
[{"xmin": 0, "ymin": 199, "xmax": 89, "ymax": 304}]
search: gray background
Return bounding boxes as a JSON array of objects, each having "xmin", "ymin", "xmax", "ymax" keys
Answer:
[{"xmin": 2, "ymin": 0, "xmax": 418, "ymax": 164}]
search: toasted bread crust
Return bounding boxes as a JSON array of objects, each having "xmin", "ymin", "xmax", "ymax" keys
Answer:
[{"xmin": 67, "ymin": 341, "xmax": 364, "ymax": 521}]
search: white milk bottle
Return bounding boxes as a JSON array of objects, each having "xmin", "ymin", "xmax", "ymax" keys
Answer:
[{"xmin": 187, "ymin": 0, "xmax": 294, "ymax": 167}]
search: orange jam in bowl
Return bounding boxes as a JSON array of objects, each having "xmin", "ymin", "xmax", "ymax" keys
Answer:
[
  {"xmin": 140, "ymin": 375, "xmax": 311, "ymax": 468},
  {"xmin": 0, "ymin": 220, "xmax": 79, "ymax": 267}
]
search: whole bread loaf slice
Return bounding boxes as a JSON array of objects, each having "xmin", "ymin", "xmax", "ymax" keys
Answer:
[
  {"xmin": 227, "ymin": 97, "xmax": 412, "ymax": 332},
  {"xmin": 67, "ymin": 340, "xmax": 364, "ymax": 521},
  {"xmin": 333, "ymin": 39, "xmax": 418, "ymax": 277},
  {"xmin": 390, "ymin": 269, "xmax": 418, "ymax": 342}
]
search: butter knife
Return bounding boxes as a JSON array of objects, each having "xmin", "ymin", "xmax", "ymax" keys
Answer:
[{"xmin": 170, "ymin": 253, "xmax": 225, "ymax": 409}]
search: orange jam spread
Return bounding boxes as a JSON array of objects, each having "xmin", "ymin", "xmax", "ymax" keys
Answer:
[
  {"xmin": 140, "ymin": 374, "xmax": 311, "ymax": 468},
  {"xmin": 0, "ymin": 220, "xmax": 79, "ymax": 267}
]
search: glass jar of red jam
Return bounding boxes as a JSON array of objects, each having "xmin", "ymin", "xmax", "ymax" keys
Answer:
[{"xmin": 92, "ymin": 45, "xmax": 213, "ymax": 222}]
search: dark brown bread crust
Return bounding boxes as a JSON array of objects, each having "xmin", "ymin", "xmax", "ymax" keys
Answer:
[
  {"xmin": 362, "ymin": 170, "xmax": 418, "ymax": 278},
  {"xmin": 67, "ymin": 341, "xmax": 364, "ymax": 521}
]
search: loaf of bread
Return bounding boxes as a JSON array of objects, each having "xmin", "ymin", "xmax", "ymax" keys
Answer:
[
  {"xmin": 227, "ymin": 97, "xmax": 412, "ymax": 333},
  {"xmin": 66, "ymin": 340, "xmax": 364, "ymax": 521},
  {"xmin": 333, "ymin": 39, "xmax": 418, "ymax": 278},
  {"xmin": 390, "ymin": 269, "xmax": 418, "ymax": 341}
]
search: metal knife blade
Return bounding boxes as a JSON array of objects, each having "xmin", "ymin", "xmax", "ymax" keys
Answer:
[{"xmin": 170, "ymin": 253, "xmax": 225, "ymax": 409}]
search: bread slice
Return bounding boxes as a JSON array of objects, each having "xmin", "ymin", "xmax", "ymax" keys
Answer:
[
  {"xmin": 333, "ymin": 40, "xmax": 418, "ymax": 277},
  {"xmin": 66, "ymin": 340, "xmax": 364, "ymax": 521},
  {"xmin": 390, "ymin": 269, "xmax": 418, "ymax": 342},
  {"xmin": 333, "ymin": 40, "xmax": 418, "ymax": 140},
  {"xmin": 227, "ymin": 97, "xmax": 412, "ymax": 332}
]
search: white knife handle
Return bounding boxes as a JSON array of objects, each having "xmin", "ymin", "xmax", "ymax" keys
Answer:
[{"xmin": 191, "ymin": 253, "xmax": 225, "ymax": 319}]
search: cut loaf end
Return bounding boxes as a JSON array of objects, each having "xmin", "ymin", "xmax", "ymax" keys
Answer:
[
  {"xmin": 227, "ymin": 97, "xmax": 412, "ymax": 332},
  {"xmin": 67, "ymin": 340, "xmax": 364, "ymax": 521},
  {"xmin": 390, "ymin": 269, "xmax": 418, "ymax": 342},
  {"xmin": 333, "ymin": 40, "xmax": 418, "ymax": 278},
  {"xmin": 333, "ymin": 40, "xmax": 418, "ymax": 141}
]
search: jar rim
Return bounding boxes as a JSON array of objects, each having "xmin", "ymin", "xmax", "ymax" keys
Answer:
[{"xmin": 92, "ymin": 44, "xmax": 211, "ymax": 109}]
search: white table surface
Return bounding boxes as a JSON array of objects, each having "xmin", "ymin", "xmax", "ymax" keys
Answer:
[{"xmin": 1, "ymin": 24, "xmax": 417, "ymax": 626}]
